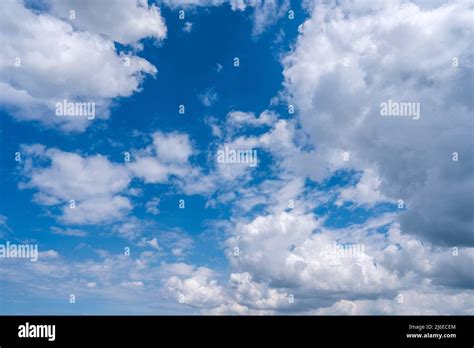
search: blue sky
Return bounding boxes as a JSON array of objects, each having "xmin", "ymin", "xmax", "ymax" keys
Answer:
[{"xmin": 0, "ymin": 0, "xmax": 473, "ymax": 315}]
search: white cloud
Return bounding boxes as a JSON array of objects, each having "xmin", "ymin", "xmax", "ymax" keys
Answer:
[
  {"xmin": 145, "ymin": 197, "xmax": 161, "ymax": 215},
  {"xmin": 46, "ymin": 0, "xmax": 167, "ymax": 45},
  {"xmin": 216, "ymin": 209, "xmax": 474, "ymax": 313},
  {"xmin": 158, "ymin": 230, "xmax": 195, "ymax": 257},
  {"xmin": 0, "ymin": 0, "xmax": 160, "ymax": 131},
  {"xmin": 39, "ymin": 250, "xmax": 60, "ymax": 259},
  {"xmin": 227, "ymin": 272, "xmax": 290, "ymax": 310},
  {"xmin": 227, "ymin": 110, "xmax": 276, "ymax": 127},
  {"xmin": 0, "ymin": 215, "xmax": 13, "ymax": 238},
  {"xmin": 63, "ymin": 196, "xmax": 132, "ymax": 225},
  {"xmin": 18, "ymin": 131, "xmax": 197, "ymax": 225},
  {"xmin": 112, "ymin": 217, "xmax": 150, "ymax": 240},
  {"xmin": 183, "ymin": 21, "xmax": 193, "ymax": 33},
  {"xmin": 51, "ymin": 226, "xmax": 88, "ymax": 237},
  {"xmin": 138, "ymin": 237, "xmax": 161, "ymax": 251},
  {"xmin": 164, "ymin": 266, "xmax": 225, "ymax": 308},
  {"xmin": 199, "ymin": 89, "xmax": 218, "ymax": 107},
  {"xmin": 229, "ymin": 0, "xmax": 247, "ymax": 11},
  {"xmin": 128, "ymin": 132, "xmax": 194, "ymax": 183},
  {"xmin": 227, "ymin": 212, "xmax": 398, "ymax": 297},
  {"xmin": 152, "ymin": 132, "xmax": 194, "ymax": 164},
  {"xmin": 250, "ymin": 0, "xmax": 289, "ymax": 36},
  {"xmin": 128, "ymin": 157, "xmax": 172, "ymax": 184},
  {"xmin": 282, "ymin": 0, "xmax": 474, "ymax": 246},
  {"xmin": 206, "ymin": 116, "xmax": 296, "ymax": 184},
  {"xmin": 336, "ymin": 168, "xmax": 384, "ymax": 207},
  {"xmin": 20, "ymin": 145, "xmax": 132, "ymax": 225}
]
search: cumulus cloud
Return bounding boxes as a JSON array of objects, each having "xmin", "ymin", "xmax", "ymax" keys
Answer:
[
  {"xmin": 197, "ymin": 100, "xmax": 472, "ymax": 314},
  {"xmin": 213, "ymin": 210, "xmax": 474, "ymax": 314},
  {"xmin": 18, "ymin": 131, "xmax": 197, "ymax": 225},
  {"xmin": 206, "ymin": 114, "xmax": 296, "ymax": 183},
  {"xmin": 45, "ymin": 0, "xmax": 167, "ymax": 45},
  {"xmin": 227, "ymin": 110, "xmax": 277, "ymax": 127},
  {"xmin": 0, "ymin": 0, "xmax": 161, "ymax": 131},
  {"xmin": 163, "ymin": 265, "xmax": 225, "ymax": 308},
  {"xmin": 336, "ymin": 168, "xmax": 384, "ymax": 207},
  {"xmin": 128, "ymin": 131, "xmax": 195, "ymax": 183},
  {"xmin": 127, "ymin": 157, "xmax": 173, "ymax": 184},
  {"xmin": 152, "ymin": 132, "xmax": 194, "ymax": 163},
  {"xmin": 152, "ymin": 208, "xmax": 471, "ymax": 314},
  {"xmin": 282, "ymin": 0, "xmax": 474, "ymax": 246},
  {"xmin": 19, "ymin": 144, "xmax": 132, "ymax": 225},
  {"xmin": 227, "ymin": 212, "xmax": 397, "ymax": 299}
]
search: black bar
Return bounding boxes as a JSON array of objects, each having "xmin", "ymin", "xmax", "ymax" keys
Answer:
[{"xmin": 0, "ymin": 315, "xmax": 472, "ymax": 346}]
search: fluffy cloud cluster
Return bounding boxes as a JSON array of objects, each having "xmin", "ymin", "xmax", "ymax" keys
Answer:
[
  {"xmin": 209, "ymin": 110, "xmax": 296, "ymax": 182},
  {"xmin": 163, "ymin": 265, "xmax": 225, "ymax": 308},
  {"xmin": 158, "ymin": 99, "xmax": 472, "ymax": 314},
  {"xmin": 20, "ymin": 144, "xmax": 132, "ymax": 224},
  {"xmin": 171, "ymin": 211, "xmax": 473, "ymax": 314},
  {"xmin": 282, "ymin": 0, "xmax": 474, "ymax": 246},
  {"xmin": 18, "ymin": 132, "xmax": 197, "ymax": 226},
  {"xmin": 128, "ymin": 131, "xmax": 194, "ymax": 183},
  {"xmin": 45, "ymin": 0, "xmax": 167, "ymax": 45},
  {"xmin": 336, "ymin": 168, "xmax": 384, "ymax": 207},
  {"xmin": 0, "ymin": 0, "xmax": 164, "ymax": 131},
  {"xmin": 227, "ymin": 110, "xmax": 277, "ymax": 127},
  {"xmin": 169, "ymin": 0, "xmax": 474, "ymax": 314}
]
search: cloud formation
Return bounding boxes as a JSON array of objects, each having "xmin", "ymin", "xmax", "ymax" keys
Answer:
[
  {"xmin": 0, "ymin": 0, "xmax": 163, "ymax": 131},
  {"xmin": 282, "ymin": 0, "xmax": 474, "ymax": 246}
]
